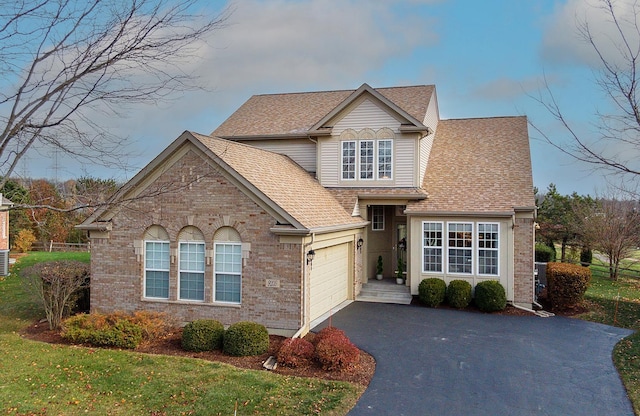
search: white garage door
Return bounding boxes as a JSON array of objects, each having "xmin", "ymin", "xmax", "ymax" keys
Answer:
[{"xmin": 309, "ymin": 244, "xmax": 349, "ymax": 321}]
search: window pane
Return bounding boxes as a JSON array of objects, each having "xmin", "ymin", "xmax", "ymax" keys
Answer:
[
  {"xmin": 341, "ymin": 141, "xmax": 356, "ymax": 180},
  {"xmin": 146, "ymin": 241, "xmax": 169, "ymax": 270},
  {"xmin": 378, "ymin": 140, "xmax": 392, "ymax": 179},
  {"xmin": 215, "ymin": 243, "xmax": 242, "ymax": 303},
  {"xmin": 372, "ymin": 206, "xmax": 384, "ymax": 231},
  {"xmin": 479, "ymin": 250, "xmax": 498, "ymax": 275},
  {"xmin": 180, "ymin": 243, "xmax": 205, "ymax": 272},
  {"xmin": 448, "ymin": 223, "xmax": 472, "ymax": 274},
  {"xmin": 478, "ymin": 223, "xmax": 499, "ymax": 275},
  {"xmin": 422, "ymin": 222, "xmax": 443, "ymax": 272},
  {"xmin": 145, "ymin": 241, "xmax": 169, "ymax": 299},
  {"xmin": 180, "ymin": 271, "xmax": 204, "ymax": 300},
  {"xmin": 360, "ymin": 140, "xmax": 374, "ymax": 179},
  {"xmin": 145, "ymin": 270, "xmax": 169, "ymax": 298}
]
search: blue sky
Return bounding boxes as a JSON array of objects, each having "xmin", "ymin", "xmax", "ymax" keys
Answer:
[{"xmin": 21, "ymin": 0, "xmax": 629, "ymax": 196}]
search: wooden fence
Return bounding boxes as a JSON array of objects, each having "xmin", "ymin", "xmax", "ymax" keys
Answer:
[{"xmin": 31, "ymin": 241, "xmax": 90, "ymax": 252}]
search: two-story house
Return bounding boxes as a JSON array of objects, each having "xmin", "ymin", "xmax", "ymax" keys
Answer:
[{"xmin": 79, "ymin": 83, "xmax": 536, "ymax": 336}]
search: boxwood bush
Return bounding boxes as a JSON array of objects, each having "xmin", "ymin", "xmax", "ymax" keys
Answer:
[
  {"xmin": 446, "ymin": 280, "xmax": 472, "ymax": 308},
  {"xmin": 474, "ymin": 280, "xmax": 507, "ymax": 312},
  {"xmin": 418, "ymin": 278, "xmax": 446, "ymax": 307},
  {"xmin": 181, "ymin": 319, "xmax": 224, "ymax": 352},
  {"xmin": 546, "ymin": 262, "xmax": 591, "ymax": 310},
  {"xmin": 223, "ymin": 321, "xmax": 269, "ymax": 356}
]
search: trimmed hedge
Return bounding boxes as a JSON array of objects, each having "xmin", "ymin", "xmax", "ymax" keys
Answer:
[
  {"xmin": 314, "ymin": 330, "xmax": 360, "ymax": 371},
  {"xmin": 446, "ymin": 280, "xmax": 472, "ymax": 308},
  {"xmin": 276, "ymin": 338, "xmax": 315, "ymax": 368},
  {"xmin": 535, "ymin": 243, "xmax": 556, "ymax": 262},
  {"xmin": 546, "ymin": 262, "xmax": 591, "ymax": 310},
  {"xmin": 312, "ymin": 326, "xmax": 346, "ymax": 346},
  {"xmin": 474, "ymin": 280, "xmax": 507, "ymax": 312},
  {"xmin": 181, "ymin": 319, "xmax": 224, "ymax": 352},
  {"xmin": 223, "ymin": 321, "xmax": 269, "ymax": 356},
  {"xmin": 418, "ymin": 278, "xmax": 446, "ymax": 307}
]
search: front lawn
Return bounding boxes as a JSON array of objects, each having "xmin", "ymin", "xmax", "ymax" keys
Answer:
[{"xmin": 0, "ymin": 252, "xmax": 363, "ymax": 415}]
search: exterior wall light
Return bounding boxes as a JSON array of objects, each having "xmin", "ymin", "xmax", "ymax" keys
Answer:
[
  {"xmin": 306, "ymin": 249, "xmax": 315, "ymax": 266},
  {"xmin": 357, "ymin": 238, "xmax": 364, "ymax": 251}
]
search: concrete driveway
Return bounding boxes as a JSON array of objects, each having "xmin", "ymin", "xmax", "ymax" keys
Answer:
[{"xmin": 313, "ymin": 302, "xmax": 634, "ymax": 416}]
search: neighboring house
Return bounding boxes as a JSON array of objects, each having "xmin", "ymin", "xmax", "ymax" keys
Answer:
[
  {"xmin": 78, "ymin": 83, "xmax": 536, "ymax": 336},
  {"xmin": 0, "ymin": 194, "xmax": 13, "ymax": 276}
]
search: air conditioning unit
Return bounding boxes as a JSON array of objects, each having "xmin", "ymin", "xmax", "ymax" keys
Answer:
[{"xmin": 0, "ymin": 250, "xmax": 8, "ymax": 276}]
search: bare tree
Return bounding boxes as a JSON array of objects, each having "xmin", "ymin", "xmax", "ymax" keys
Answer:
[
  {"xmin": 573, "ymin": 196, "xmax": 640, "ymax": 280},
  {"xmin": 0, "ymin": 0, "xmax": 229, "ymax": 190},
  {"xmin": 531, "ymin": 0, "xmax": 640, "ymax": 190}
]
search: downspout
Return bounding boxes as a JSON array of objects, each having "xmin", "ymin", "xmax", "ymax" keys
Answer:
[{"xmin": 293, "ymin": 233, "xmax": 315, "ymax": 338}]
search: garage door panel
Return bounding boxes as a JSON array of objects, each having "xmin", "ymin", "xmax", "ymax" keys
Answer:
[{"xmin": 310, "ymin": 244, "xmax": 349, "ymax": 321}]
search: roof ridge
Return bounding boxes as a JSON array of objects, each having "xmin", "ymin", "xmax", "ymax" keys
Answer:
[
  {"xmin": 441, "ymin": 115, "xmax": 526, "ymax": 121},
  {"xmin": 250, "ymin": 84, "xmax": 435, "ymax": 98}
]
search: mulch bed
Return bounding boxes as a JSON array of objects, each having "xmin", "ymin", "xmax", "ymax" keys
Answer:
[{"xmin": 21, "ymin": 322, "xmax": 376, "ymax": 387}]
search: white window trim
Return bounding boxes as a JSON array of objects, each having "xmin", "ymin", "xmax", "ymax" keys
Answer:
[
  {"xmin": 422, "ymin": 221, "xmax": 444, "ymax": 273},
  {"xmin": 341, "ymin": 140, "xmax": 356, "ymax": 180},
  {"xmin": 372, "ymin": 206, "xmax": 385, "ymax": 231},
  {"xmin": 477, "ymin": 222, "xmax": 500, "ymax": 276},
  {"xmin": 377, "ymin": 139, "xmax": 393, "ymax": 180},
  {"xmin": 178, "ymin": 241, "xmax": 206, "ymax": 302},
  {"xmin": 143, "ymin": 240, "xmax": 170, "ymax": 299},
  {"xmin": 340, "ymin": 139, "xmax": 393, "ymax": 182},
  {"xmin": 214, "ymin": 242, "xmax": 242, "ymax": 304},
  {"xmin": 446, "ymin": 222, "xmax": 474, "ymax": 275}
]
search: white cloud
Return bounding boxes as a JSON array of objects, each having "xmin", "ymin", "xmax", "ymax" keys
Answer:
[{"xmin": 540, "ymin": 0, "xmax": 640, "ymax": 68}]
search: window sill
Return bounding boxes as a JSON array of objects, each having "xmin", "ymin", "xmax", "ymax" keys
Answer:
[{"xmin": 141, "ymin": 298, "xmax": 241, "ymax": 308}]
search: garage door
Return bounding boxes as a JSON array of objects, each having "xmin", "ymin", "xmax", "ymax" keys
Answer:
[{"xmin": 309, "ymin": 243, "xmax": 349, "ymax": 321}]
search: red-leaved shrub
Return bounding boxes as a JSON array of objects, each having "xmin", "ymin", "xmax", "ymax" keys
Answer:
[
  {"xmin": 312, "ymin": 326, "xmax": 346, "ymax": 346},
  {"xmin": 314, "ymin": 331, "xmax": 360, "ymax": 371},
  {"xmin": 276, "ymin": 338, "xmax": 315, "ymax": 368}
]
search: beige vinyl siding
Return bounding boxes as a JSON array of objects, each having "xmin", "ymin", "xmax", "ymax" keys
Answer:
[
  {"xmin": 235, "ymin": 139, "xmax": 317, "ymax": 172},
  {"xmin": 419, "ymin": 90, "xmax": 439, "ymax": 185},
  {"xmin": 332, "ymin": 98, "xmax": 401, "ymax": 135},
  {"xmin": 318, "ymin": 138, "xmax": 339, "ymax": 186},
  {"xmin": 394, "ymin": 135, "xmax": 417, "ymax": 187}
]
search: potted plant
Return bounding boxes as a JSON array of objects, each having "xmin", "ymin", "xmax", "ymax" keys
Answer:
[
  {"xmin": 376, "ymin": 255, "xmax": 384, "ymax": 280},
  {"xmin": 396, "ymin": 257, "xmax": 405, "ymax": 284}
]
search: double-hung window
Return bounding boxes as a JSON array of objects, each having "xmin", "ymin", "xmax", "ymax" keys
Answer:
[
  {"xmin": 372, "ymin": 206, "xmax": 385, "ymax": 231},
  {"xmin": 214, "ymin": 243, "xmax": 242, "ymax": 303},
  {"xmin": 179, "ymin": 242, "xmax": 205, "ymax": 301},
  {"xmin": 448, "ymin": 223, "xmax": 473, "ymax": 274},
  {"xmin": 423, "ymin": 222, "xmax": 443, "ymax": 272},
  {"xmin": 478, "ymin": 223, "xmax": 499, "ymax": 275},
  {"xmin": 144, "ymin": 241, "xmax": 169, "ymax": 298},
  {"xmin": 359, "ymin": 140, "xmax": 374, "ymax": 179},
  {"xmin": 341, "ymin": 141, "xmax": 356, "ymax": 180},
  {"xmin": 378, "ymin": 140, "xmax": 392, "ymax": 179},
  {"xmin": 341, "ymin": 138, "xmax": 393, "ymax": 181}
]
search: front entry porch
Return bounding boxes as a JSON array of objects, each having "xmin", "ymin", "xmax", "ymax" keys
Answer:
[{"xmin": 356, "ymin": 277, "xmax": 412, "ymax": 304}]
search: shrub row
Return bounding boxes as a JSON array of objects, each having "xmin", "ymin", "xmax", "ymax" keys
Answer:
[
  {"xmin": 181, "ymin": 320, "xmax": 270, "ymax": 357},
  {"xmin": 418, "ymin": 278, "xmax": 507, "ymax": 312},
  {"xmin": 277, "ymin": 326, "xmax": 360, "ymax": 371},
  {"xmin": 546, "ymin": 262, "xmax": 591, "ymax": 310},
  {"xmin": 62, "ymin": 311, "xmax": 172, "ymax": 349}
]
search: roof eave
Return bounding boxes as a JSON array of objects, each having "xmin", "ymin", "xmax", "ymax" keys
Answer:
[
  {"xmin": 404, "ymin": 210, "xmax": 516, "ymax": 218},
  {"xmin": 270, "ymin": 221, "xmax": 368, "ymax": 236}
]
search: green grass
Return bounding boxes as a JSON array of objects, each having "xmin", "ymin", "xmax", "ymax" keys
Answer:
[
  {"xmin": 0, "ymin": 252, "xmax": 363, "ymax": 415},
  {"xmin": 574, "ymin": 261, "xmax": 640, "ymax": 415}
]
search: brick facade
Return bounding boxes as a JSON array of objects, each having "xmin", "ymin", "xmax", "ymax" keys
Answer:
[
  {"xmin": 89, "ymin": 150, "xmax": 304, "ymax": 333},
  {"xmin": 513, "ymin": 215, "xmax": 535, "ymax": 306}
]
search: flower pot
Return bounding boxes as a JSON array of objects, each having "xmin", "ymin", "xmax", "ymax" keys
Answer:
[
  {"xmin": 376, "ymin": 274, "xmax": 383, "ymax": 280},
  {"xmin": 396, "ymin": 277, "xmax": 404, "ymax": 285}
]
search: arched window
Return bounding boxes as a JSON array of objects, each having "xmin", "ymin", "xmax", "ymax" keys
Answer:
[
  {"xmin": 143, "ymin": 225, "xmax": 170, "ymax": 299},
  {"xmin": 214, "ymin": 227, "xmax": 242, "ymax": 303},
  {"xmin": 178, "ymin": 226, "xmax": 205, "ymax": 301}
]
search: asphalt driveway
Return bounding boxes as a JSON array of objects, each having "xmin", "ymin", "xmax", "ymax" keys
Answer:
[{"xmin": 313, "ymin": 302, "xmax": 634, "ymax": 416}]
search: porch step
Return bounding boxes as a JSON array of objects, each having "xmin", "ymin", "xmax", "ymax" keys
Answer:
[{"xmin": 356, "ymin": 278, "xmax": 412, "ymax": 305}]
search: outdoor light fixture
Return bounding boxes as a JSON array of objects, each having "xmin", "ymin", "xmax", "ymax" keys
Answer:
[
  {"xmin": 357, "ymin": 238, "xmax": 364, "ymax": 251},
  {"xmin": 306, "ymin": 249, "xmax": 316, "ymax": 265}
]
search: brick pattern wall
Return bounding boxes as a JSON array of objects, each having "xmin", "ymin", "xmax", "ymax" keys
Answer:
[
  {"xmin": 89, "ymin": 150, "xmax": 303, "ymax": 332},
  {"xmin": 513, "ymin": 216, "xmax": 534, "ymax": 305}
]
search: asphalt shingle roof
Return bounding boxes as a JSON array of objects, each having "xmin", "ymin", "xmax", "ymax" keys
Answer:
[
  {"xmin": 406, "ymin": 116, "xmax": 535, "ymax": 214},
  {"xmin": 211, "ymin": 85, "xmax": 435, "ymax": 137},
  {"xmin": 190, "ymin": 132, "xmax": 363, "ymax": 230}
]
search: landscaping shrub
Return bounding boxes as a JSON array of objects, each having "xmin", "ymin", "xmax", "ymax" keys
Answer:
[
  {"xmin": 312, "ymin": 326, "xmax": 346, "ymax": 346},
  {"xmin": 446, "ymin": 280, "xmax": 472, "ymax": 308},
  {"xmin": 128, "ymin": 311, "xmax": 174, "ymax": 341},
  {"xmin": 21, "ymin": 260, "xmax": 90, "ymax": 330},
  {"xmin": 418, "ymin": 278, "xmax": 446, "ymax": 307},
  {"xmin": 314, "ymin": 331, "xmax": 360, "ymax": 371},
  {"xmin": 535, "ymin": 243, "xmax": 556, "ymax": 263},
  {"xmin": 546, "ymin": 262, "xmax": 591, "ymax": 310},
  {"xmin": 223, "ymin": 321, "xmax": 269, "ymax": 356},
  {"xmin": 474, "ymin": 280, "xmax": 507, "ymax": 312},
  {"xmin": 181, "ymin": 319, "xmax": 224, "ymax": 352},
  {"xmin": 62, "ymin": 313, "xmax": 143, "ymax": 349},
  {"xmin": 276, "ymin": 337, "xmax": 315, "ymax": 368}
]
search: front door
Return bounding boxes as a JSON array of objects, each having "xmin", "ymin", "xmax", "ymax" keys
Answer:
[{"xmin": 393, "ymin": 222, "xmax": 407, "ymax": 274}]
